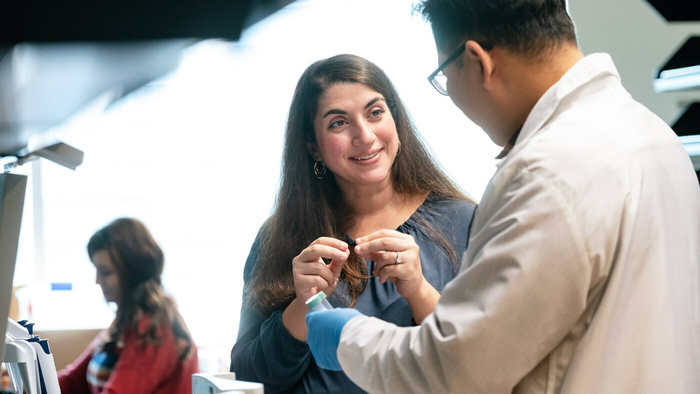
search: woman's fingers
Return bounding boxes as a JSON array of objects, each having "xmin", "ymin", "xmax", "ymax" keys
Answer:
[
  {"xmin": 294, "ymin": 251, "xmax": 347, "ymax": 284},
  {"xmin": 354, "ymin": 230, "xmax": 414, "ymax": 274},
  {"xmin": 354, "ymin": 229, "xmax": 410, "ymax": 252},
  {"xmin": 353, "ymin": 230, "xmax": 427, "ymax": 299},
  {"xmin": 377, "ymin": 261, "xmax": 402, "ymax": 284},
  {"xmin": 299, "ymin": 238, "xmax": 349, "ymax": 262},
  {"xmin": 293, "ymin": 237, "xmax": 349, "ymax": 300}
]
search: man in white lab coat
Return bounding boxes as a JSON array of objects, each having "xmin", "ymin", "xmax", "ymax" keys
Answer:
[{"xmin": 306, "ymin": 0, "xmax": 700, "ymax": 392}]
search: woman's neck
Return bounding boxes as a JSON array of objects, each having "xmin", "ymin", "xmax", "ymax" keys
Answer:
[{"xmin": 342, "ymin": 183, "xmax": 428, "ymax": 239}]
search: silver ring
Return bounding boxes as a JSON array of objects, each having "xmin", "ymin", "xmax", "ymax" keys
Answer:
[{"xmin": 395, "ymin": 251, "xmax": 402, "ymax": 264}]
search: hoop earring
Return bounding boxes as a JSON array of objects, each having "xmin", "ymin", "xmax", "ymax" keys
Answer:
[
  {"xmin": 314, "ymin": 161, "xmax": 327, "ymax": 179},
  {"xmin": 396, "ymin": 141, "xmax": 402, "ymax": 157}
]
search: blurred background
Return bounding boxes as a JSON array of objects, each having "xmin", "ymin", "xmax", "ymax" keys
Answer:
[{"xmin": 2, "ymin": 0, "xmax": 698, "ymax": 372}]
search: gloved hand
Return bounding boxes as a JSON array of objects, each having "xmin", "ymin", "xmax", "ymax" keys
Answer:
[{"xmin": 306, "ymin": 308, "xmax": 364, "ymax": 370}]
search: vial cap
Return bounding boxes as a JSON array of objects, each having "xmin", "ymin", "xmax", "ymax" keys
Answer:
[{"xmin": 305, "ymin": 292, "xmax": 327, "ymax": 310}]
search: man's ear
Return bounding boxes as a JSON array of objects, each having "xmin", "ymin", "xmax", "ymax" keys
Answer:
[
  {"xmin": 465, "ymin": 40, "xmax": 496, "ymax": 88},
  {"xmin": 307, "ymin": 143, "xmax": 321, "ymax": 161}
]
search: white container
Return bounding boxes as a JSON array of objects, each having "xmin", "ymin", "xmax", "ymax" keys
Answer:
[{"xmin": 192, "ymin": 372, "xmax": 263, "ymax": 394}]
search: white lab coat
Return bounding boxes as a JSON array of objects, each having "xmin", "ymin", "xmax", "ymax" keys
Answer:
[{"xmin": 336, "ymin": 53, "xmax": 700, "ymax": 393}]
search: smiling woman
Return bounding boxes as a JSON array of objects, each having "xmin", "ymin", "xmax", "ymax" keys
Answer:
[
  {"xmin": 229, "ymin": 53, "xmax": 477, "ymax": 393},
  {"xmin": 310, "ymin": 83, "xmax": 400, "ymax": 191}
]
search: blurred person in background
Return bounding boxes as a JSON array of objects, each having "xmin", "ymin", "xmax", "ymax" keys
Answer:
[{"xmin": 58, "ymin": 217, "xmax": 199, "ymax": 393}]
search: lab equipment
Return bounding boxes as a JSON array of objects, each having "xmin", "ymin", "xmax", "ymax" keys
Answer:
[
  {"xmin": 4, "ymin": 318, "xmax": 61, "ymax": 394},
  {"xmin": 192, "ymin": 372, "xmax": 263, "ymax": 394},
  {"xmin": 305, "ymin": 292, "xmax": 333, "ymax": 311}
]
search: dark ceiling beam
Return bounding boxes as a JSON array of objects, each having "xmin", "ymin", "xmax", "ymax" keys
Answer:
[{"xmin": 0, "ymin": 0, "xmax": 298, "ymax": 157}]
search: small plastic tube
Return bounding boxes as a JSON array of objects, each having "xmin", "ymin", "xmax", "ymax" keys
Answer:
[{"xmin": 305, "ymin": 292, "xmax": 333, "ymax": 311}]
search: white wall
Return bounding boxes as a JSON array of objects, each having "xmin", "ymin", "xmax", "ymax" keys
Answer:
[{"xmin": 569, "ymin": 0, "xmax": 700, "ymax": 124}]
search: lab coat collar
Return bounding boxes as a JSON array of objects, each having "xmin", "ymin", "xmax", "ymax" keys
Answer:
[
  {"xmin": 495, "ymin": 53, "xmax": 620, "ymax": 168},
  {"xmin": 494, "ymin": 126, "xmax": 522, "ymax": 159}
]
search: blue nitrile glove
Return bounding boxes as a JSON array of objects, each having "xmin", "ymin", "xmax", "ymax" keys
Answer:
[{"xmin": 306, "ymin": 308, "xmax": 364, "ymax": 371}]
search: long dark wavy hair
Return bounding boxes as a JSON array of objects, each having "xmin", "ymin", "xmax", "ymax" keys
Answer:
[
  {"xmin": 248, "ymin": 54, "xmax": 473, "ymax": 313},
  {"xmin": 88, "ymin": 217, "xmax": 194, "ymax": 360}
]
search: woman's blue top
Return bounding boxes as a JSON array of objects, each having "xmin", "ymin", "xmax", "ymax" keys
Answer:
[{"xmin": 230, "ymin": 196, "xmax": 476, "ymax": 393}]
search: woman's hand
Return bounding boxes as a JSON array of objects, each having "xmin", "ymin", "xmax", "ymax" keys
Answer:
[
  {"xmin": 283, "ymin": 237, "xmax": 349, "ymax": 341},
  {"xmin": 354, "ymin": 229, "xmax": 440, "ymax": 323},
  {"xmin": 292, "ymin": 237, "xmax": 349, "ymax": 303},
  {"xmin": 353, "ymin": 229, "xmax": 427, "ymax": 301}
]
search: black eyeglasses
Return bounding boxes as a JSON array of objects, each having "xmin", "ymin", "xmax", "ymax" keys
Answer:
[{"xmin": 427, "ymin": 42, "xmax": 493, "ymax": 96}]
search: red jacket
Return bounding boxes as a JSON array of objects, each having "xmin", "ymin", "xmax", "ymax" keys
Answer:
[{"xmin": 58, "ymin": 317, "xmax": 199, "ymax": 394}]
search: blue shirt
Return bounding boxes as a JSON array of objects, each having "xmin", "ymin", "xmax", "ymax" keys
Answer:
[{"xmin": 230, "ymin": 195, "xmax": 476, "ymax": 393}]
